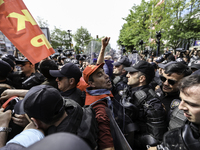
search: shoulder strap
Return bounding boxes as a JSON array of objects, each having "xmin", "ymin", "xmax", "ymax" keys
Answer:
[{"xmin": 113, "ymin": 76, "xmax": 121, "ymax": 85}]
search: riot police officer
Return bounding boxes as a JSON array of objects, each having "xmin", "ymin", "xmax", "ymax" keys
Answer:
[
  {"xmin": 121, "ymin": 60, "xmax": 167, "ymax": 150},
  {"xmin": 112, "ymin": 56, "xmax": 131, "ymax": 103}
]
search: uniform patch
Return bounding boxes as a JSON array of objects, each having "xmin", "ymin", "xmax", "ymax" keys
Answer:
[
  {"xmin": 170, "ymin": 99, "xmax": 181, "ymax": 109},
  {"xmin": 118, "ymin": 90, "xmax": 123, "ymax": 96}
]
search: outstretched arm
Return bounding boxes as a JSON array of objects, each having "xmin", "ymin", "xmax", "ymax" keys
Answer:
[{"xmin": 97, "ymin": 37, "xmax": 110, "ymax": 65}]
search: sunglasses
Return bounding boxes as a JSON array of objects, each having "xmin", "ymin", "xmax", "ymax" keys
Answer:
[
  {"xmin": 20, "ymin": 62, "xmax": 30, "ymax": 66},
  {"xmin": 20, "ymin": 63, "xmax": 27, "ymax": 66},
  {"xmin": 160, "ymin": 75, "xmax": 177, "ymax": 85},
  {"xmin": 58, "ymin": 77, "xmax": 63, "ymax": 81}
]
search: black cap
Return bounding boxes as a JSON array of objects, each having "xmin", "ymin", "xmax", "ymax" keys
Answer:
[
  {"xmin": 155, "ymin": 57, "xmax": 164, "ymax": 63},
  {"xmin": 192, "ymin": 69, "xmax": 200, "ymax": 75},
  {"xmin": 2, "ymin": 57, "xmax": 15, "ymax": 69},
  {"xmin": 0, "ymin": 60, "xmax": 11, "ymax": 78},
  {"xmin": 15, "ymin": 58, "xmax": 30, "ymax": 64},
  {"xmin": 190, "ymin": 60, "xmax": 200, "ymax": 70},
  {"xmin": 14, "ymin": 85, "xmax": 64, "ymax": 123},
  {"xmin": 64, "ymin": 58, "xmax": 71, "ymax": 64},
  {"xmin": 176, "ymin": 58, "xmax": 186, "ymax": 64},
  {"xmin": 158, "ymin": 61, "xmax": 177, "ymax": 69},
  {"xmin": 124, "ymin": 60, "xmax": 155, "ymax": 81},
  {"xmin": 113, "ymin": 56, "xmax": 131, "ymax": 67},
  {"xmin": 61, "ymin": 56, "xmax": 67, "ymax": 60},
  {"xmin": 49, "ymin": 63, "xmax": 82, "ymax": 81},
  {"xmin": 4, "ymin": 54, "xmax": 16, "ymax": 62}
]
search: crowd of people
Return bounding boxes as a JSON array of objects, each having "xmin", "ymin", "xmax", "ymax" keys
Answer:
[{"xmin": 0, "ymin": 37, "xmax": 199, "ymax": 150}]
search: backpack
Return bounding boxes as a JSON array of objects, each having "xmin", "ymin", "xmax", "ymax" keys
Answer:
[{"xmin": 64, "ymin": 98, "xmax": 98, "ymax": 150}]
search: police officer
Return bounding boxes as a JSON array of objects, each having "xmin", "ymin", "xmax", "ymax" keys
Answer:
[
  {"xmin": 148, "ymin": 75, "xmax": 200, "ymax": 150},
  {"xmin": 10, "ymin": 58, "xmax": 45, "ymax": 89},
  {"xmin": 112, "ymin": 56, "xmax": 131, "ymax": 102},
  {"xmin": 111, "ymin": 56, "xmax": 131, "ymax": 126},
  {"xmin": 156, "ymin": 62, "xmax": 191, "ymax": 125},
  {"xmin": 121, "ymin": 60, "xmax": 167, "ymax": 150}
]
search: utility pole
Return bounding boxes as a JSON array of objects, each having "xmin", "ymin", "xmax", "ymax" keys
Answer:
[{"xmin": 67, "ymin": 30, "xmax": 71, "ymax": 49}]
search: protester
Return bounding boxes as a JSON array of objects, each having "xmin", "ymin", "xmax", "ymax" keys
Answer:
[{"xmin": 82, "ymin": 37, "xmax": 115, "ymax": 150}]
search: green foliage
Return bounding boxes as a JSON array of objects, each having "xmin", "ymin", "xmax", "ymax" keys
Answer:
[
  {"xmin": 118, "ymin": 0, "xmax": 200, "ymax": 52},
  {"xmin": 118, "ymin": 0, "xmax": 152, "ymax": 50},
  {"xmin": 50, "ymin": 27, "xmax": 71, "ymax": 49},
  {"xmin": 73, "ymin": 26, "xmax": 92, "ymax": 51}
]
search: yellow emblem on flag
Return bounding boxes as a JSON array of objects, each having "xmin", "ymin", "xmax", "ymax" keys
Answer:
[
  {"xmin": 7, "ymin": 9, "xmax": 37, "ymax": 32},
  {"xmin": 0, "ymin": 0, "xmax": 4, "ymax": 6}
]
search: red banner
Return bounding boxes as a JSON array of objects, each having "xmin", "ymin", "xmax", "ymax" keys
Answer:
[{"xmin": 0, "ymin": 0, "xmax": 55, "ymax": 64}]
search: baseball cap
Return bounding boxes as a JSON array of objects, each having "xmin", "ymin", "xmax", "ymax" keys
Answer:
[
  {"xmin": 190, "ymin": 60, "xmax": 200, "ymax": 70},
  {"xmin": 155, "ymin": 57, "xmax": 164, "ymax": 63},
  {"xmin": 49, "ymin": 63, "xmax": 82, "ymax": 81},
  {"xmin": 113, "ymin": 56, "xmax": 131, "ymax": 67},
  {"xmin": 124, "ymin": 60, "xmax": 155, "ymax": 80},
  {"xmin": 15, "ymin": 58, "xmax": 30, "ymax": 65},
  {"xmin": 158, "ymin": 61, "xmax": 177, "ymax": 69},
  {"xmin": 14, "ymin": 85, "xmax": 64, "ymax": 123},
  {"xmin": 82, "ymin": 63, "xmax": 104, "ymax": 83},
  {"xmin": 2, "ymin": 57, "xmax": 15, "ymax": 69}
]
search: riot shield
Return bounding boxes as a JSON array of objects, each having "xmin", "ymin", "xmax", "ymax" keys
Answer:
[{"xmin": 105, "ymin": 107, "xmax": 132, "ymax": 150}]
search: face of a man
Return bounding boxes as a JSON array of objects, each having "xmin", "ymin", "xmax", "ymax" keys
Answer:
[
  {"xmin": 179, "ymin": 86, "xmax": 200, "ymax": 125},
  {"xmin": 113, "ymin": 65, "xmax": 123, "ymax": 76},
  {"xmin": 126, "ymin": 72, "xmax": 140, "ymax": 88},
  {"xmin": 56, "ymin": 76, "xmax": 70, "ymax": 92},
  {"xmin": 19, "ymin": 62, "xmax": 33, "ymax": 75},
  {"xmin": 90, "ymin": 68, "xmax": 112, "ymax": 89},
  {"xmin": 161, "ymin": 72, "xmax": 184, "ymax": 93}
]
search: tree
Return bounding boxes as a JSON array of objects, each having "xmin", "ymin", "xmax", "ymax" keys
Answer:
[
  {"xmin": 152, "ymin": 0, "xmax": 200, "ymax": 50},
  {"xmin": 50, "ymin": 27, "xmax": 71, "ymax": 49},
  {"xmin": 73, "ymin": 27, "xmax": 92, "ymax": 52},
  {"xmin": 118, "ymin": 0, "xmax": 200, "ymax": 53},
  {"xmin": 118, "ymin": 0, "xmax": 152, "ymax": 51}
]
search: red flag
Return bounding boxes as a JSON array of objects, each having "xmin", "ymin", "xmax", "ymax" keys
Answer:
[{"xmin": 0, "ymin": 0, "xmax": 55, "ymax": 64}]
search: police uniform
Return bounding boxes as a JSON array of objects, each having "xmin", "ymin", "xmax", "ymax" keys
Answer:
[
  {"xmin": 121, "ymin": 85, "xmax": 167, "ymax": 150},
  {"xmin": 120, "ymin": 61, "xmax": 168, "ymax": 150},
  {"xmin": 112, "ymin": 57, "xmax": 131, "ymax": 121},
  {"xmin": 156, "ymin": 121, "xmax": 200, "ymax": 150}
]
